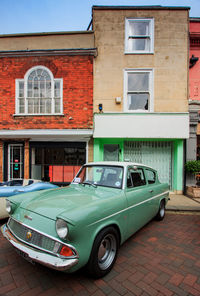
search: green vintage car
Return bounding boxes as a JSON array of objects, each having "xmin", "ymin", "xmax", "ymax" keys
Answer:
[{"xmin": 1, "ymin": 162, "xmax": 169, "ymax": 278}]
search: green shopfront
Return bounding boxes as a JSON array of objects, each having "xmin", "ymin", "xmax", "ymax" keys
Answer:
[
  {"xmin": 93, "ymin": 113, "xmax": 189, "ymax": 193},
  {"xmin": 94, "ymin": 138, "xmax": 183, "ymax": 192}
]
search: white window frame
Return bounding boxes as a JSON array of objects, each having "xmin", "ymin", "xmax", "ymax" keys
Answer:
[
  {"xmin": 15, "ymin": 66, "xmax": 63, "ymax": 115},
  {"xmin": 125, "ymin": 18, "xmax": 154, "ymax": 54},
  {"xmin": 123, "ymin": 69, "xmax": 154, "ymax": 113}
]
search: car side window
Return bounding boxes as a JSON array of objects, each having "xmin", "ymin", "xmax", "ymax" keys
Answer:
[
  {"xmin": 127, "ymin": 168, "xmax": 146, "ymax": 188},
  {"xmin": 146, "ymin": 169, "xmax": 156, "ymax": 184},
  {"xmin": 127, "ymin": 171, "xmax": 133, "ymax": 188},
  {"xmin": 8, "ymin": 180, "xmax": 23, "ymax": 186}
]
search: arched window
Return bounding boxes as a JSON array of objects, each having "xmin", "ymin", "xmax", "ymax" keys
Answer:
[{"xmin": 16, "ymin": 66, "xmax": 63, "ymax": 115}]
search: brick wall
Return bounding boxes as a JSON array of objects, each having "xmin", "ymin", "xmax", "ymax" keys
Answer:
[
  {"xmin": 189, "ymin": 21, "xmax": 200, "ymax": 100},
  {"xmin": 0, "ymin": 140, "xmax": 3, "ymax": 181},
  {"xmin": 0, "ymin": 55, "xmax": 93, "ymax": 129}
]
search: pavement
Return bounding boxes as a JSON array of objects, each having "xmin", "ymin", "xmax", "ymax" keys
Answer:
[
  {"xmin": 167, "ymin": 193, "xmax": 200, "ymax": 212},
  {"xmin": 0, "ymin": 195, "xmax": 200, "ymax": 296},
  {"xmin": 0, "ymin": 213, "xmax": 200, "ymax": 296}
]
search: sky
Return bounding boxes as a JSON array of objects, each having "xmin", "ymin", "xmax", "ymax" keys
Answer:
[{"xmin": 0, "ymin": 0, "xmax": 200, "ymax": 35}]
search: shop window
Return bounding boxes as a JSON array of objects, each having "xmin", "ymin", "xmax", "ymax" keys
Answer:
[
  {"xmin": 16, "ymin": 66, "xmax": 63, "ymax": 115},
  {"xmin": 104, "ymin": 144, "xmax": 119, "ymax": 161},
  {"xmin": 31, "ymin": 144, "xmax": 86, "ymax": 184}
]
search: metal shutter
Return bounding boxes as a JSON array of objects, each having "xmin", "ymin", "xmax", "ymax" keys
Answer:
[{"xmin": 124, "ymin": 141, "xmax": 172, "ymax": 188}]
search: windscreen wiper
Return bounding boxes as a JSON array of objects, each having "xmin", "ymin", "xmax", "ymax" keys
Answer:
[{"xmin": 81, "ymin": 181, "xmax": 97, "ymax": 188}]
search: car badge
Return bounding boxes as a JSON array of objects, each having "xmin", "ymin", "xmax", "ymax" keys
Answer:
[
  {"xmin": 24, "ymin": 215, "xmax": 32, "ymax": 221},
  {"xmin": 26, "ymin": 230, "xmax": 32, "ymax": 241}
]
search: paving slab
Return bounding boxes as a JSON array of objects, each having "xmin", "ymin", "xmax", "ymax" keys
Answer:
[{"xmin": 167, "ymin": 194, "xmax": 200, "ymax": 212}]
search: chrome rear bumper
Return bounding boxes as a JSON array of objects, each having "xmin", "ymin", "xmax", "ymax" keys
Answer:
[{"xmin": 1, "ymin": 224, "xmax": 78, "ymax": 271}]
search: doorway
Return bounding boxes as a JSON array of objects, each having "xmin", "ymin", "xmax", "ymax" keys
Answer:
[
  {"xmin": 8, "ymin": 144, "xmax": 24, "ymax": 180},
  {"xmin": 124, "ymin": 141, "xmax": 172, "ymax": 188}
]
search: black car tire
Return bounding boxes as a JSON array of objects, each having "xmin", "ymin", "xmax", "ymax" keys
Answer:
[
  {"xmin": 155, "ymin": 200, "xmax": 165, "ymax": 221},
  {"xmin": 86, "ymin": 227, "xmax": 119, "ymax": 278}
]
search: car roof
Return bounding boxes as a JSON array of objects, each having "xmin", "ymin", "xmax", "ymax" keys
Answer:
[{"xmin": 85, "ymin": 161, "xmax": 155, "ymax": 170}]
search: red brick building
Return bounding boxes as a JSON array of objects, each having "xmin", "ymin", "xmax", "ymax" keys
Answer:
[
  {"xmin": 190, "ymin": 18, "xmax": 200, "ymax": 101},
  {"xmin": 187, "ymin": 19, "xmax": 200, "ymax": 165},
  {"xmin": 0, "ymin": 32, "xmax": 96, "ymax": 184}
]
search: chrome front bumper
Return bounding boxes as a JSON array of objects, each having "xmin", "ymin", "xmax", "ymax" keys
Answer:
[{"xmin": 1, "ymin": 224, "xmax": 78, "ymax": 271}]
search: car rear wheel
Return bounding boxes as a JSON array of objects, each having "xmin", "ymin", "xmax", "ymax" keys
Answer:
[
  {"xmin": 155, "ymin": 200, "xmax": 165, "ymax": 221},
  {"xmin": 86, "ymin": 227, "xmax": 119, "ymax": 278}
]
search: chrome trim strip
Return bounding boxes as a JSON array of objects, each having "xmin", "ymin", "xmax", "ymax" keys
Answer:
[
  {"xmin": 89, "ymin": 191, "xmax": 169, "ymax": 226},
  {"xmin": 7, "ymin": 217, "xmax": 78, "ymax": 259},
  {"xmin": 1, "ymin": 224, "xmax": 78, "ymax": 271},
  {"xmin": 126, "ymin": 191, "xmax": 169, "ymax": 210}
]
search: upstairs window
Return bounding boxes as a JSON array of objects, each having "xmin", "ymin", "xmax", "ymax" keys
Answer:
[
  {"xmin": 125, "ymin": 18, "xmax": 154, "ymax": 54},
  {"xmin": 124, "ymin": 69, "xmax": 153, "ymax": 112},
  {"xmin": 16, "ymin": 66, "xmax": 63, "ymax": 115}
]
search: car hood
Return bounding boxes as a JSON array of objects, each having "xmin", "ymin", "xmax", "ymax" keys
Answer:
[{"xmin": 14, "ymin": 184, "xmax": 122, "ymax": 224}]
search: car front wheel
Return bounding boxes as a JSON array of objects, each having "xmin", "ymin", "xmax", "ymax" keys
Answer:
[
  {"xmin": 86, "ymin": 227, "xmax": 119, "ymax": 278},
  {"xmin": 155, "ymin": 200, "xmax": 165, "ymax": 221}
]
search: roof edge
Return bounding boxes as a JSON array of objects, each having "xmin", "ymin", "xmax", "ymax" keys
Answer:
[
  {"xmin": 0, "ymin": 30, "xmax": 94, "ymax": 39},
  {"xmin": 0, "ymin": 48, "xmax": 98, "ymax": 57},
  {"xmin": 92, "ymin": 5, "xmax": 190, "ymax": 11},
  {"xmin": 190, "ymin": 17, "xmax": 200, "ymax": 22}
]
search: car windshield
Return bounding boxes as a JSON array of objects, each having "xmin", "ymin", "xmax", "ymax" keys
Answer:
[{"xmin": 73, "ymin": 165, "xmax": 124, "ymax": 189}]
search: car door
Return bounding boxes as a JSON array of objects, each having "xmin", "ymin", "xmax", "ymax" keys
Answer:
[
  {"xmin": 144, "ymin": 168, "xmax": 163, "ymax": 216},
  {"xmin": 125, "ymin": 166, "xmax": 153, "ymax": 238}
]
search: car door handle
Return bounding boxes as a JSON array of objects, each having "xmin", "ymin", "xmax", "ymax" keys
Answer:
[{"xmin": 149, "ymin": 190, "xmax": 154, "ymax": 193}]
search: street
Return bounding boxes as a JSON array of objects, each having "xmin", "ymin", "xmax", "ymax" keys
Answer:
[{"xmin": 0, "ymin": 213, "xmax": 200, "ymax": 296}]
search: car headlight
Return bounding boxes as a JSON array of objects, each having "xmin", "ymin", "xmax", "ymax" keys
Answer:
[
  {"xmin": 6, "ymin": 200, "xmax": 12, "ymax": 214},
  {"xmin": 56, "ymin": 219, "xmax": 68, "ymax": 239}
]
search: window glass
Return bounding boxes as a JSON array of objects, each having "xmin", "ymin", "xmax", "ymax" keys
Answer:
[
  {"xmin": 28, "ymin": 180, "xmax": 34, "ymax": 185},
  {"xmin": 128, "ymin": 94, "xmax": 149, "ymax": 111},
  {"xmin": 34, "ymin": 147, "xmax": 85, "ymax": 165},
  {"xmin": 125, "ymin": 70, "xmax": 152, "ymax": 112},
  {"xmin": 127, "ymin": 168, "xmax": 146, "ymax": 188},
  {"xmin": 127, "ymin": 170, "xmax": 133, "ymax": 188},
  {"xmin": 75, "ymin": 165, "xmax": 123, "ymax": 189},
  {"xmin": 129, "ymin": 21, "xmax": 150, "ymax": 36},
  {"xmin": 18, "ymin": 98, "xmax": 25, "ymax": 114},
  {"xmin": 128, "ymin": 72, "xmax": 149, "ymax": 91},
  {"xmin": 54, "ymin": 81, "xmax": 61, "ymax": 98},
  {"xmin": 18, "ymin": 81, "xmax": 24, "ymax": 97},
  {"xmin": 31, "ymin": 145, "xmax": 86, "ymax": 184},
  {"xmin": 55, "ymin": 99, "xmax": 61, "ymax": 113},
  {"xmin": 125, "ymin": 18, "xmax": 153, "ymax": 53},
  {"xmin": 104, "ymin": 144, "xmax": 119, "ymax": 161},
  {"xmin": 8, "ymin": 144, "xmax": 23, "ymax": 180},
  {"xmin": 16, "ymin": 67, "xmax": 62, "ymax": 115},
  {"xmin": 146, "ymin": 169, "xmax": 156, "ymax": 184}
]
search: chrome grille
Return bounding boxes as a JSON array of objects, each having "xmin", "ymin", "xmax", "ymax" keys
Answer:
[{"xmin": 8, "ymin": 218, "xmax": 56, "ymax": 253}]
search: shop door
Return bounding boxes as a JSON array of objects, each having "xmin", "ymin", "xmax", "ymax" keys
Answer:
[
  {"xmin": 124, "ymin": 141, "xmax": 172, "ymax": 189},
  {"xmin": 8, "ymin": 144, "xmax": 24, "ymax": 180}
]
